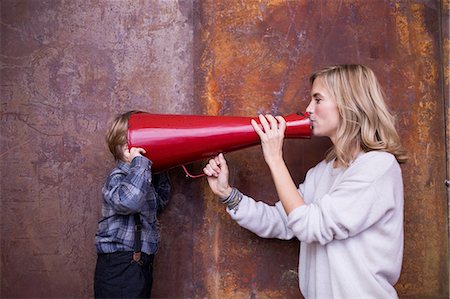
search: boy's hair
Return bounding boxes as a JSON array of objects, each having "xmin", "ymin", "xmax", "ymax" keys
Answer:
[
  {"xmin": 310, "ymin": 64, "xmax": 407, "ymax": 166},
  {"xmin": 106, "ymin": 110, "xmax": 142, "ymax": 161}
]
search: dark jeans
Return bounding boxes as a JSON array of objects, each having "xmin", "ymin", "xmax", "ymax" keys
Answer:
[{"xmin": 94, "ymin": 251, "xmax": 154, "ymax": 298}]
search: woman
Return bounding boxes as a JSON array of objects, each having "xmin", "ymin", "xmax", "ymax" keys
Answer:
[{"xmin": 203, "ymin": 64, "xmax": 407, "ymax": 298}]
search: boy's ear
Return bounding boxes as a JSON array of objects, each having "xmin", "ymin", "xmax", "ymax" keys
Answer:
[{"xmin": 121, "ymin": 144, "xmax": 131, "ymax": 163}]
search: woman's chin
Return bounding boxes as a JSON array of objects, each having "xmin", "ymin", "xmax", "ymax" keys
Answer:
[{"xmin": 312, "ymin": 129, "xmax": 321, "ymax": 136}]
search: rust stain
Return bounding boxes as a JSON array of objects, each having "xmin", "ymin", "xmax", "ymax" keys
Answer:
[
  {"xmin": 1, "ymin": 0, "xmax": 447, "ymax": 298},
  {"xmin": 200, "ymin": 1, "xmax": 293, "ymax": 116},
  {"xmin": 391, "ymin": 1, "xmax": 447, "ymax": 297},
  {"xmin": 198, "ymin": 0, "xmax": 447, "ymax": 298},
  {"xmin": 443, "ymin": 0, "xmax": 450, "ymax": 277}
]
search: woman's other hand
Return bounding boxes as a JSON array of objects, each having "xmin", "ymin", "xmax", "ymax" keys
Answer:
[{"xmin": 203, "ymin": 153, "xmax": 232, "ymax": 199}]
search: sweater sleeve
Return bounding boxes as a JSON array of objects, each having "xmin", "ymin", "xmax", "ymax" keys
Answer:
[
  {"xmin": 227, "ymin": 195, "xmax": 296, "ymax": 240},
  {"xmin": 287, "ymin": 152, "xmax": 401, "ymax": 245}
]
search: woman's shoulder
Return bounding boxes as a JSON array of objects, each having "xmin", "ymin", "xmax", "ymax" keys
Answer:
[
  {"xmin": 303, "ymin": 159, "xmax": 332, "ymax": 183},
  {"xmin": 348, "ymin": 151, "xmax": 400, "ymax": 181},
  {"xmin": 357, "ymin": 151, "xmax": 396, "ymax": 165},
  {"xmin": 308, "ymin": 159, "xmax": 330, "ymax": 173}
]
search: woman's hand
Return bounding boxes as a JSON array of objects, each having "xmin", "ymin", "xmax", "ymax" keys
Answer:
[
  {"xmin": 252, "ymin": 114, "xmax": 305, "ymax": 214},
  {"xmin": 203, "ymin": 153, "xmax": 233, "ymax": 199},
  {"xmin": 251, "ymin": 114, "xmax": 286, "ymax": 167}
]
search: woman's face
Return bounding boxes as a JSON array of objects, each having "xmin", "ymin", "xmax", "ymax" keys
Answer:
[{"xmin": 306, "ymin": 77, "xmax": 340, "ymax": 142}]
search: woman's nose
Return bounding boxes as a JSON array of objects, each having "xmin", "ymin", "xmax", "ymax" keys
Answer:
[{"xmin": 306, "ymin": 101, "xmax": 314, "ymax": 114}]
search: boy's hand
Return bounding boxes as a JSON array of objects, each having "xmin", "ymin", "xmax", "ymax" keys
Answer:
[
  {"xmin": 122, "ymin": 144, "xmax": 146, "ymax": 163},
  {"xmin": 129, "ymin": 147, "xmax": 146, "ymax": 160}
]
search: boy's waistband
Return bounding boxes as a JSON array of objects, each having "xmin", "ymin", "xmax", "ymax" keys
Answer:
[{"xmin": 97, "ymin": 251, "xmax": 154, "ymax": 264}]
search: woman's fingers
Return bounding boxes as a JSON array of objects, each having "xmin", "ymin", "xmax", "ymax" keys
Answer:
[
  {"xmin": 251, "ymin": 114, "xmax": 274, "ymax": 137},
  {"xmin": 250, "ymin": 115, "xmax": 287, "ymax": 166},
  {"xmin": 203, "ymin": 154, "xmax": 228, "ymax": 178},
  {"xmin": 203, "ymin": 158, "xmax": 218, "ymax": 177},
  {"xmin": 214, "ymin": 155, "xmax": 221, "ymax": 166},
  {"xmin": 265, "ymin": 114, "xmax": 280, "ymax": 133},
  {"xmin": 275, "ymin": 115, "xmax": 286, "ymax": 133},
  {"xmin": 259, "ymin": 114, "xmax": 271, "ymax": 133},
  {"xmin": 217, "ymin": 153, "xmax": 228, "ymax": 171},
  {"xmin": 251, "ymin": 114, "xmax": 287, "ymax": 147},
  {"xmin": 209, "ymin": 157, "xmax": 219, "ymax": 171},
  {"xmin": 251, "ymin": 119, "xmax": 264, "ymax": 137},
  {"xmin": 203, "ymin": 164, "xmax": 213, "ymax": 176},
  {"xmin": 252, "ymin": 114, "xmax": 285, "ymax": 135}
]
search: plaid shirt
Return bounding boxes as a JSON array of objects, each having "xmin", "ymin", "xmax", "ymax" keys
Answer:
[{"xmin": 95, "ymin": 156, "xmax": 171, "ymax": 255}]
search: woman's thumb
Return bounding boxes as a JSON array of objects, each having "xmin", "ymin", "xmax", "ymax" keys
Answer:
[{"xmin": 218, "ymin": 153, "xmax": 226, "ymax": 164}]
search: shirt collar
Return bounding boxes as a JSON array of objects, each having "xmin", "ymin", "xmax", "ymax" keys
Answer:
[{"xmin": 117, "ymin": 160, "xmax": 131, "ymax": 174}]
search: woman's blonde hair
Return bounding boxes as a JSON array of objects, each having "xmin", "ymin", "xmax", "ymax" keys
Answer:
[
  {"xmin": 106, "ymin": 110, "xmax": 142, "ymax": 161},
  {"xmin": 310, "ymin": 64, "xmax": 407, "ymax": 166}
]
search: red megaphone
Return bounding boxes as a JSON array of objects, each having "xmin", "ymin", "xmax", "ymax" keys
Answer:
[{"xmin": 128, "ymin": 113, "xmax": 311, "ymax": 175}]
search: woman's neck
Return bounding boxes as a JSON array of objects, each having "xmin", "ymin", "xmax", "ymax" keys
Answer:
[{"xmin": 333, "ymin": 148, "xmax": 362, "ymax": 168}]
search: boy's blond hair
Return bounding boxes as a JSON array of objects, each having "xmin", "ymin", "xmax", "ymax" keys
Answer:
[
  {"xmin": 310, "ymin": 64, "xmax": 407, "ymax": 167},
  {"xmin": 106, "ymin": 110, "xmax": 142, "ymax": 161}
]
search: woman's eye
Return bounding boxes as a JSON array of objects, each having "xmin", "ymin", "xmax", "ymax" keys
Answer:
[{"xmin": 315, "ymin": 98, "xmax": 321, "ymax": 103}]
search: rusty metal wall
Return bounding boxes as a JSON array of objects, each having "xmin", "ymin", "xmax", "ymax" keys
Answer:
[
  {"xmin": 443, "ymin": 0, "xmax": 450, "ymax": 258},
  {"xmin": 0, "ymin": 0, "xmax": 195, "ymax": 297},
  {"xmin": 191, "ymin": 0, "xmax": 448, "ymax": 298},
  {"xmin": 1, "ymin": 0, "xmax": 448, "ymax": 298}
]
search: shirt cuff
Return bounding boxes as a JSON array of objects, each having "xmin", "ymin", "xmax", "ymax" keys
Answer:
[
  {"xmin": 222, "ymin": 187, "xmax": 243, "ymax": 214},
  {"xmin": 131, "ymin": 155, "xmax": 152, "ymax": 168}
]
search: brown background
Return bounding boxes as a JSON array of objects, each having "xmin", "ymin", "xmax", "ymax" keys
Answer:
[{"xmin": 1, "ymin": 0, "xmax": 448, "ymax": 298}]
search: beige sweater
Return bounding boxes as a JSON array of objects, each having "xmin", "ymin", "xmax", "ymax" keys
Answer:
[{"xmin": 228, "ymin": 151, "xmax": 404, "ymax": 299}]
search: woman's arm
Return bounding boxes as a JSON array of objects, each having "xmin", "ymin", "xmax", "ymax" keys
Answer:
[
  {"xmin": 251, "ymin": 114, "xmax": 305, "ymax": 215},
  {"xmin": 203, "ymin": 153, "xmax": 295, "ymax": 240}
]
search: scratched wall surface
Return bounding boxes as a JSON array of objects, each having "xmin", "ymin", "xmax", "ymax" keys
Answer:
[
  {"xmin": 443, "ymin": 1, "xmax": 450, "ymax": 251},
  {"xmin": 193, "ymin": 0, "xmax": 448, "ymax": 298},
  {"xmin": 0, "ymin": 1, "xmax": 448, "ymax": 299},
  {"xmin": 0, "ymin": 1, "xmax": 195, "ymax": 297}
]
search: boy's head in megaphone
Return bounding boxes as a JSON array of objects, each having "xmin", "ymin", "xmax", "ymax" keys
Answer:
[
  {"xmin": 105, "ymin": 110, "xmax": 144, "ymax": 163},
  {"xmin": 95, "ymin": 110, "xmax": 172, "ymax": 296}
]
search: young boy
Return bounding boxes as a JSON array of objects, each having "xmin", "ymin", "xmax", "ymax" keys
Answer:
[{"xmin": 94, "ymin": 110, "xmax": 171, "ymax": 298}]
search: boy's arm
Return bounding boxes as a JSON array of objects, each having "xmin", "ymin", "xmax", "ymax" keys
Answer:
[
  {"xmin": 103, "ymin": 156, "xmax": 151, "ymax": 214},
  {"xmin": 150, "ymin": 171, "xmax": 171, "ymax": 211}
]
